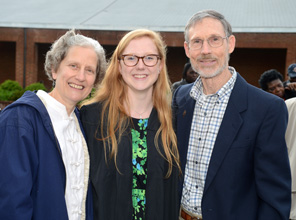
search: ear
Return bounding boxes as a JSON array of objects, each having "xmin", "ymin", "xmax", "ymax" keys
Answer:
[
  {"xmin": 158, "ymin": 59, "xmax": 164, "ymax": 74},
  {"xmin": 184, "ymin": 41, "xmax": 190, "ymax": 58},
  {"xmin": 52, "ymin": 68, "xmax": 58, "ymax": 80},
  {"xmin": 228, "ymin": 35, "xmax": 236, "ymax": 54}
]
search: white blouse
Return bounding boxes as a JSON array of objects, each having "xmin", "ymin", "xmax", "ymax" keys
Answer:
[{"xmin": 37, "ymin": 90, "xmax": 89, "ymax": 220}]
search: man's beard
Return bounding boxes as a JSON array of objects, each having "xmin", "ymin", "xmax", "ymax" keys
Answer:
[{"xmin": 191, "ymin": 53, "xmax": 229, "ymax": 79}]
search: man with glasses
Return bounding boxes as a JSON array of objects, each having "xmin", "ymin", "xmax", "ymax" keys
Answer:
[{"xmin": 173, "ymin": 9, "xmax": 291, "ymax": 220}]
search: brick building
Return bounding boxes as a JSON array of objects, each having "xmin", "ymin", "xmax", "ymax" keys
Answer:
[{"xmin": 0, "ymin": 0, "xmax": 296, "ymax": 90}]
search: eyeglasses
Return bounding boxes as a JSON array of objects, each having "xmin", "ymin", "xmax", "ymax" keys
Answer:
[
  {"xmin": 188, "ymin": 36, "xmax": 228, "ymax": 50},
  {"xmin": 119, "ymin": 54, "xmax": 161, "ymax": 67}
]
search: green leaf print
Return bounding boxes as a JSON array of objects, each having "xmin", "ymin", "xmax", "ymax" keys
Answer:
[{"xmin": 131, "ymin": 118, "xmax": 148, "ymax": 220}]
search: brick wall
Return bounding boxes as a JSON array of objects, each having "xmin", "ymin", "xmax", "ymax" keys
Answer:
[
  {"xmin": 0, "ymin": 28, "xmax": 296, "ymax": 89},
  {"xmin": 0, "ymin": 28, "xmax": 24, "ymax": 86},
  {"xmin": 0, "ymin": 42, "xmax": 16, "ymax": 83}
]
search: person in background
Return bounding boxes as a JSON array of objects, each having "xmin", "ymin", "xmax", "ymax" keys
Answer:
[
  {"xmin": 0, "ymin": 29, "xmax": 107, "ymax": 220},
  {"xmin": 285, "ymin": 63, "xmax": 296, "ymax": 85},
  {"xmin": 173, "ymin": 9, "xmax": 291, "ymax": 220},
  {"xmin": 171, "ymin": 62, "xmax": 198, "ymax": 93},
  {"xmin": 259, "ymin": 69, "xmax": 296, "ymax": 100},
  {"xmin": 80, "ymin": 29, "xmax": 181, "ymax": 220},
  {"xmin": 285, "ymin": 97, "xmax": 296, "ymax": 220}
]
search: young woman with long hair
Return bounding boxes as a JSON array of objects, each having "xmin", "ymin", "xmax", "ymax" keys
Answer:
[{"xmin": 80, "ymin": 29, "xmax": 180, "ymax": 220}]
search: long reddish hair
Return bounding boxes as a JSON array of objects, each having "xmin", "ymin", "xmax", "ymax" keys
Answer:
[{"xmin": 82, "ymin": 29, "xmax": 180, "ymax": 177}]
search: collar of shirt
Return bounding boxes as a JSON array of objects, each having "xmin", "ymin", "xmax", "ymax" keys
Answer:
[
  {"xmin": 37, "ymin": 90, "xmax": 75, "ymax": 120},
  {"xmin": 190, "ymin": 66, "xmax": 237, "ymax": 104},
  {"xmin": 37, "ymin": 90, "xmax": 86, "ymax": 220}
]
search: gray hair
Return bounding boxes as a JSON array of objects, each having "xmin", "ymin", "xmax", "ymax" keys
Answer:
[
  {"xmin": 44, "ymin": 29, "xmax": 107, "ymax": 86},
  {"xmin": 184, "ymin": 9, "xmax": 233, "ymax": 43}
]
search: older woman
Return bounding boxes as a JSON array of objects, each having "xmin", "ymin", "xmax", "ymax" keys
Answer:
[
  {"xmin": 80, "ymin": 29, "xmax": 181, "ymax": 220},
  {"xmin": 0, "ymin": 29, "xmax": 106, "ymax": 220}
]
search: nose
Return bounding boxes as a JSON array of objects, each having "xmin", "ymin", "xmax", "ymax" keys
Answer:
[
  {"xmin": 136, "ymin": 58, "xmax": 145, "ymax": 68},
  {"xmin": 200, "ymin": 40, "xmax": 211, "ymax": 54},
  {"xmin": 274, "ymin": 86, "xmax": 282, "ymax": 93},
  {"xmin": 76, "ymin": 69, "xmax": 86, "ymax": 81}
]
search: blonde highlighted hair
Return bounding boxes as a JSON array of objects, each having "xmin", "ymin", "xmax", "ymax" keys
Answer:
[{"xmin": 82, "ymin": 29, "xmax": 180, "ymax": 177}]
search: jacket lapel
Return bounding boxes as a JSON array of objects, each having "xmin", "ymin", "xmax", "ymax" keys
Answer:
[
  {"xmin": 204, "ymin": 74, "xmax": 248, "ymax": 193},
  {"xmin": 174, "ymin": 84, "xmax": 196, "ymax": 175}
]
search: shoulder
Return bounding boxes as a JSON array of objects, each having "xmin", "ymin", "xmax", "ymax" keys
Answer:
[
  {"xmin": 285, "ymin": 97, "xmax": 296, "ymax": 107},
  {"xmin": 173, "ymin": 83, "xmax": 192, "ymax": 100},
  {"xmin": 0, "ymin": 107, "xmax": 50, "ymax": 139},
  {"xmin": 80, "ymin": 102, "xmax": 102, "ymax": 125},
  {"xmin": 235, "ymin": 73, "xmax": 282, "ymax": 102},
  {"xmin": 285, "ymin": 97, "xmax": 296, "ymax": 116},
  {"xmin": 172, "ymin": 79, "xmax": 184, "ymax": 88},
  {"xmin": 1, "ymin": 92, "xmax": 48, "ymax": 125},
  {"xmin": 234, "ymin": 74, "xmax": 287, "ymax": 116},
  {"xmin": 80, "ymin": 102, "xmax": 102, "ymax": 114},
  {"xmin": 172, "ymin": 83, "xmax": 194, "ymax": 110},
  {"xmin": 248, "ymin": 82, "xmax": 285, "ymax": 107},
  {"xmin": 172, "ymin": 80, "xmax": 181, "ymax": 87}
]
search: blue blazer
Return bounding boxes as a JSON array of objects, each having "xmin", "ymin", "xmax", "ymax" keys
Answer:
[{"xmin": 173, "ymin": 74, "xmax": 291, "ymax": 220}]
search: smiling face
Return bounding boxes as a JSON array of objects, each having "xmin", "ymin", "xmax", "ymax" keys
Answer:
[
  {"xmin": 267, "ymin": 79, "xmax": 285, "ymax": 98},
  {"xmin": 184, "ymin": 17, "xmax": 235, "ymax": 79},
  {"xmin": 50, "ymin": 46, "xmax": 97, "ymax": 111},
  {"xmin": 119, "ymin": 36, "xmax": 163, "ymax": 96}
]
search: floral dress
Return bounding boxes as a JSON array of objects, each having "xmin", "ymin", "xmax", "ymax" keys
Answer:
[{"xmin": 131, "ymin": 118, "xmax": 148, "ymax": 220}]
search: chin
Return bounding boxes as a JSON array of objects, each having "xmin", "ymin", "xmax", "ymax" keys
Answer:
[
  {"xmin": 199, "ymin": 71, "xmax": 221, "ymax": 79},
  {"xmin": 69, "ymin": 95, "xmax": 84, "ymax": 103}
]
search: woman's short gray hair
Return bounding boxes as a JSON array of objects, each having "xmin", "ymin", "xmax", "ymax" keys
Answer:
[{"xmin": 44, "ymin": 29, "xmax": 107, "ymax": 86}]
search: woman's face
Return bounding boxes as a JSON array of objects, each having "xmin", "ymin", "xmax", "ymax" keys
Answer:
[
  {"xmin": 51, "ymin": 46, "xmax": 97, "ymax": 110},
  {"xmin": 119, "ymin": 36, "xmax": 163, "ymax": 96},
  {"xmin": 185, "ymin": 66, "xmax": 199, "ymax": 83},
  {"xmin": 267, "ymin": 79, "xmax": 285, "ymax": 99}
]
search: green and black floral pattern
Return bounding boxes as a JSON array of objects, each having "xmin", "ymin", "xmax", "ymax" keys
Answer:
[{"xmin": 131, "ymin": 118, "xmax": 148, "ymax": 220}]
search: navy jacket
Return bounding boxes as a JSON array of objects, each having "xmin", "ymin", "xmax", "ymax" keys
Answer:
[
  {"xmin": 173, "ymin": 73, "xmax": 291, "ymax": 220},
  {"xmin": 0, "ymin": 91, "xmax": 93, "ymax": 220}
]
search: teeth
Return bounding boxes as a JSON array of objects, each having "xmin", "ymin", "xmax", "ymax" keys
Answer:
[
  {"xmin": 134, "ymin": 75, "xmax": 146, "ymax": 78},
  {"xmin": 69, "ymin": 83, "xmax": 83, "ymax": 89}
]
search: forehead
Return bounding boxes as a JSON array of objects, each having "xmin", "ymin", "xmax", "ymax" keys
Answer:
[
  {"xmin": 188, "ymin": 17, "xmax": 225, "ymax": 39},
  {"xmin": 267, "ymin": 79, "xmax": 283, "ymax": 87},
  {"xmin": 123, "ymin": 36, "xmax": 158, "ymax": 54},
  {"xmin": 65, "ymin": 46, "xmax": 95, "ymax": 58},
  {"xmin": 63, "ymin": 46, "xmax": 98, "ymax": 66}
]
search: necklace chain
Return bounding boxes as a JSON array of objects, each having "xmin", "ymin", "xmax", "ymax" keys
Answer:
[{"xmin": 133, "ymin": 107, "xmax": 151, "ymax": 119}]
